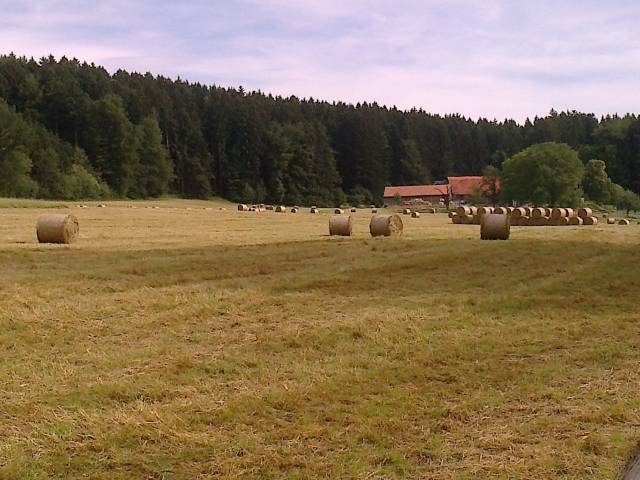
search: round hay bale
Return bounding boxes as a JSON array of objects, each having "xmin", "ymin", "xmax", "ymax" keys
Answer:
[
  {"xmin": 334, "ymin": 208, "xmax": 344, "ymax": 214},
  {"xmin": 472, "ymin": 214, "xmax": 482, "ymax": 225},
  {"xmin": 36, "ymin": 213, "xmax": 79, "ymax": 244},
  {"xmin": 329, "ymin": 215, "xmax": 353, "ymax": 236},
  {"xmin": 460, "ymin": 215, "xmax": 474, "ymax": 225},
  {"xmin": 310, "ymin": 207, "xmax": 319, "ymax": 214},
  {"xmin": 512, "ymin": 207, "xmax": 525, "ymax": 218},
  {"xmin": 506, "ymin": 207, "xmax": 515, "ymax": 215},
  {"xmin": 266, "ymin": 205, "xmax": 274, "ymax": 210},
  {"xmin": 451, "ymin": 213, "xmax": 462, "ymax": 224},
  {"xmin": 569, "ymin": 216, "xmax": 584, "ymax": 226},
  {"xmin": 448, "ymin": 211, "xmax": 454, "ymax": 218},
  {"xmin": 523, "ymin": 207, "xmax": 532, "ymax": 216},
  {"xmin": 480, "ymin": 214, "xmax": 510, "ymax": 240},
  {"xmin": 370, "ymin": 204, "xmax": 376, "ymax": 209},
  {"xmin": 577, "ymin": 207, "xmax": 593, "ymax": 218},
  {"xmin": 370, "ymin": 215, "xmax": 403, "ymax": 237},
  {"xmin": 477, "ymin": 206, "xmax": 493, "ymax": 216},
  {"xmin": 531, "ymin": 207, "xmax": 545, "ymax": 219},
  {"xmin": 531, "ymin": 216, "xmax": 550, "ymax": 226},
  {"xmin": 457, "ymin": 206, "xmax": 472, "ymax": 216},
  {"xmin": 493, "ymin": 207, "xmax": 507, "ymax": 215},
  {"xmin": 275, "ymin": 205, "xmax": 287, "ymax": 213},
  {"xmin": 371, "ymin": 208, "xmax": 378, "ymax": 214},
  {"xmin": 618, "ymin": 218, "xmax": 630, "ymax": 225},
  {"xmin": 350, "ymin": 207, "xmax": 357, "ymax": 213},
  {"xmin": 291, "ymin": 207, "xmax": 299, "ymax": 213},
  {"xmin": 607, "ymin": 217, "xmax": 616, "ymax": 224},
  {"xmin": 519, "ymin": 216, "xmax": 531, "ymax": 226},
  {"xmin": 237, "ymin": 204, "xmax": 248, "ymax": 211},
  {"xmin": 565, "ymin": 208, "xmax": 575, "ymax": 218},
  {"xmin": 411, "ymin": 211, "xmax": 421, "ymax": 218},
  {"xmin": 559, "ymin": 216, "xmax": 570, "ymax": 226},
  {"xmin": 544, "ymin": 207, "xmax": 552, "ymax": 217},
  {"xmin": 402, "ymin": 208, "xmax": 412, "ymax": 215},
  {"xmin": 551, "ymin": 208, "xmax": 567, "ymax": 219},
  {"xmin": 583, "ymin": 216, "xmax": 598, "ymax": 226}
]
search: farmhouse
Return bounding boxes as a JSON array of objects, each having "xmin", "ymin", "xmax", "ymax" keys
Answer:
[{"xmin": 383, "ymin": 176, "xmax": 486, "ymax": 205}]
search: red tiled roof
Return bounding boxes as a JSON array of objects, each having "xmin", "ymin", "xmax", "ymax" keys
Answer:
[
  {"xmin": 383, "ymin": 184, "xmax": 450, "ymax": 198},
  {"xmin": 447, "ymin": 176, "xmax": 484, "ymax": 196}
]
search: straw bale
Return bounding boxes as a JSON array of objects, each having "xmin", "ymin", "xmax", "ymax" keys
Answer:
[
  {"xmin": 370, "ymin": 215, "xmax": 403, "ymax": 237},
  {"xmin": 512, "ymin": 207, "xmax": 525, "ymax": 218},
  {"xmin": 577, "ymin": 208, "xmax": 593, "ymax": 218},
  {"xmin": 36, "ymin": 213, "xmax": 79, "ymax": 244},
  {"xmin": 480, "ymin": 214, "xmax": 510, "ymax": 240},
  {"xmin": 531, "ymin": 207, "xmax": 545, "ymax": 218},
  {"xmin": 329, "ymin": 215, "xmax": 353, "ymax": 236}
]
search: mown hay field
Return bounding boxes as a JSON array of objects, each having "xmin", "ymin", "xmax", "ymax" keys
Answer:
[{"xmin": 1, "ymin": 199, "xmax": 639, "ymax": 479}]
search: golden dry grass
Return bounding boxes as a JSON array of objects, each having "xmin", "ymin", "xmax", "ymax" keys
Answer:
[{"xmin": 1, "ymin": 199, "xmax": 639, "ymax": 479}]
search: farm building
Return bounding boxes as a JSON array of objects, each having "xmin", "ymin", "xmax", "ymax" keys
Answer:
[
  {"xmin": 383, "ymin": 176, "xmax": 492, "ymax": 206},
  {"xmin": 447, "ymin": 176, "xmax": 486, "ymax": 202},
  {"xmin": 382, "ymin": 184, "xmax": 450, "ymax": 206}
]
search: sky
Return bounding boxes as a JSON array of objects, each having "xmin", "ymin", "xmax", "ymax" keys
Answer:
[{"xmin": 1, "ymin": 0, "xmax": 639, "ymax": 121}]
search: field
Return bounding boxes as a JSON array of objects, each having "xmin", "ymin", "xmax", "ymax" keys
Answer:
[{"xmin": 1, "ymin": 199, "xmax": 639, "ymax": 479}]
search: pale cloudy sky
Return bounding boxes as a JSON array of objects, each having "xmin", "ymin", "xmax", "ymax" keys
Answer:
[{"xmin": 1, "ymin": 0, "xmax": 639, "ymax": 121}]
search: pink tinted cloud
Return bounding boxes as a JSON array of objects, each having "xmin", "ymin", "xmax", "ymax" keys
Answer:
[{"xmin": 1, "ymin": 0, "xmax": 639, "ymax": 121}]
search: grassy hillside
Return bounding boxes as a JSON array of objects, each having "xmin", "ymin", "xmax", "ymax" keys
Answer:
[{"xmin": 1, "ymin": 201, "xmax": 639, "ymax": 479}]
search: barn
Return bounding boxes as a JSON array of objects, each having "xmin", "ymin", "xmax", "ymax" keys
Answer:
[
  {"xmin": 383, "ymin": 176, "xmax": 490, "ymax": 206},
  {"xmin": 383, "ymin": 184, "xmax": 450, "ymax": 206}
]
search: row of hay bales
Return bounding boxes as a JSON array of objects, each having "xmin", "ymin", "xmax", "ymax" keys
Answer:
[
  {"xmin": 329, "ymin": 214, "xmax": 403, "ymax": 237},
  {"xmin": 451, "ymin": 206, "xmax": 603, "ymax": 226},
  {"xmin": 402, "ymin": 207, "xmax": 436, "ymax": 215},
  {"xmin": 239, "ymin": 203, "xmax": 379, "ymax": 214},
  {"xmin": 605, "ymin": 216, "xmax": 631, "ymax": 225}
]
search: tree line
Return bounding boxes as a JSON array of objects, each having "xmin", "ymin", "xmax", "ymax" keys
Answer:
[{"xmin": 0, "ymin": 54, "xmax": 639, "ymax": 205}]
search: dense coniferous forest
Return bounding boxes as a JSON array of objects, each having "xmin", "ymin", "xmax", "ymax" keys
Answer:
[{"xmin": 0, "ymin": 54, "xmax": 639, "ymax": 205}]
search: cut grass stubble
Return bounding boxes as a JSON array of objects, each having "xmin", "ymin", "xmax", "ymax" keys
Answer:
[{"xmin": 0, "ymin": 199, "xmax": 639, "ymax": 479}]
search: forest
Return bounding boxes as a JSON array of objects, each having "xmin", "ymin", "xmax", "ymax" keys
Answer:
[{"xmin": 0, "ymin": 53, "xmax": 639, "ymax": 205}]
